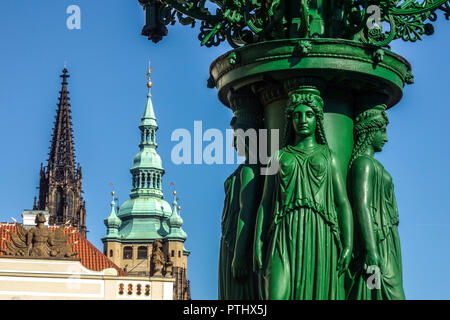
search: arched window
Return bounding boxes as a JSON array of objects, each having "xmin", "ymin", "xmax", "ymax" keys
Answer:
[
  {"xmin": 123, "ymin": 246, "xmax": 133, "ymax": 260},
  {"xmin": 67, "ymin": 192, "xmax": 73, "ymax": 217},
  {"xmin": 178, "ymin": 251, "xmax": 181, "ymax": 258},
  {"xmin": 109, "ymin": 250, "xmax": 113, "ymax": 257},
  {"xmin": 171, "ymin": 250, "xmax": 175, "ymax": 257},
  {"xmin": 137, "ymin": 246, "xmax": 148, "ymax": 259},
  {"xmin": 54, "ymin": 187, "xmax": 64, "ymax": 217}
]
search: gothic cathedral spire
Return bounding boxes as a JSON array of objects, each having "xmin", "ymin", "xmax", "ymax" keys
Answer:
[{"xmin": 36, "ymin": 68, "xmax": 87, "ymax": 236}]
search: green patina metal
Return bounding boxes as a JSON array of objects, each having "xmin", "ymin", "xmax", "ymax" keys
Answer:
[
  {"xmin": 104, "ymin": 70, "xmax": 188, "ymax": 244},
  {"xmin": 104, "ymin": 192, "xmax": 122, "ymax": 239},
  {"xmin": 137, "ymin": 0, "xmax": 448, "ymax": 300},
  {"xmin": 168, "ymin": 191, "xmax": 188, "ymax": 241}
]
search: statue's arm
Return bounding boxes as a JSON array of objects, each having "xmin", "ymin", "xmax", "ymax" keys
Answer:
[
  {"xmin": 331, "ymin": 152, "xmax": 353, "ymax": 274},
  {"xmin": 254, "ymin": 168, "xmax": 275, "ymax": 271},
  {"xmin": 350, "ymin": 157, "xmax": 380, "ymax": 266},
  {"xmin": 232, "ymin": 164, "xmax": 261, "ymax": 280}
]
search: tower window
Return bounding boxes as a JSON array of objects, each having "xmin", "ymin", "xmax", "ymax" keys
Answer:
[
  {"xmin": 178, "ymin": 251, "xmax": 181, "ymax": 258},
  {"xmin": 171, "ymin": 250, "xmax": 174, "ymax": 257},
  {"xmin": 55, "ymin": 187, "xmax": 64, "ymax": 217},
  {"xmin": 138, "ymin": 246, "xmax": 148, "ymax": 259},
  {"xmin": 123, "ymin": 246, "xmax": 133, "ymax": 260},
  {"xmin": 109, "ymin": 250, "xmax": 113, "ymax": 257},
  {"xmin": 67, "ymin": 192, "xmax": 73, "ymax": 217}
]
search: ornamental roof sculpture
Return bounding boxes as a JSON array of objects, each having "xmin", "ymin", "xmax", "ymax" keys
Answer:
[{"xmin": 0, "ymin": 212, "xmax": 77, "ymax": 258}]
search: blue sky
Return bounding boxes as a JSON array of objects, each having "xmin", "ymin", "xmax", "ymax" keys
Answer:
[{"xmin": 0, "ymin": 1, "xmax": 449, "ymax": 299}]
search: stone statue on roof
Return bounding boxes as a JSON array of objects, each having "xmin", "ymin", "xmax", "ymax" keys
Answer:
[
  {"xmin": 150, "ymin": 239, "xmax": 165, "ymax": 277},
  {"xmin": 1, "ymin": 212, "xmax": 77, "ymax": 258}
]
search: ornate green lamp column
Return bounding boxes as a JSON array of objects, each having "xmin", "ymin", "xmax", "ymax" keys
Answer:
[{"xmin": 137, "ymin": 0, "xmax": 449, "ymax": 300}]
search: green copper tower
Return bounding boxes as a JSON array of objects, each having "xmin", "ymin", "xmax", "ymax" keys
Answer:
[
  {"xmin": 104, "ymin": 191, "xmax": 122, "ymax": 240},
  {"xmin": 102, "ymin": 67, "xmax": 190, "ymax": 299}
]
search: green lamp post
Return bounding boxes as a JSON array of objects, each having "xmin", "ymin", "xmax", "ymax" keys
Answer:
[{"xmin": 137, "ymin": 0, "xmax": 449, "ymax": 300}]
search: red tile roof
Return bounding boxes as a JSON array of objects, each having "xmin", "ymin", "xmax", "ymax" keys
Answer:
[{"xmin": 0, "ymin": 224, "xmax": 127, "ymax": 276}]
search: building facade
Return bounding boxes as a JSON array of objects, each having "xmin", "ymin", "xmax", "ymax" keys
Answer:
[
  {"xmin": 102, "ymin": 68, "xmax": 190, "ymax": 300},
  {"xmin": 34, "ymin": 69, "xmax": 87, "ymax": 236},
  {"xmin": 0, "ymin": 214, "xmax": 174, "ymax": 300}
]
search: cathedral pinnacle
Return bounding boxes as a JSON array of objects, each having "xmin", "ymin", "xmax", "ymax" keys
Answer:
[{"xmin": 36, "ymin": 68, "xmax": 87, "ymax": 236}]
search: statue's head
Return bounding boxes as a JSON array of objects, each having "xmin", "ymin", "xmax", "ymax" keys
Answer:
[
  {"xmin": 230, "ymin": 109, "xmax": 263, "ymax": 159},
  {"xmin": 284, "ymin": 92, "xmax": 327, "ymax": 146},
  {"xmin": 35, "ymin": 212, "xmax": 47, "ymax": 224},
  {"xmin": 350, "ymin": 105, "xmax": 389, "ymax": 167},
  {"xmin": 153, "ymin": 239, "xmax": 162, "ymax": 249}
]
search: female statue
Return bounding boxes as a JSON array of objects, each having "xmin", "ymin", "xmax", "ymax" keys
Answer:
[
  {"xmin": 218, "ymin": 113, "xmax": 263, "ymax": 300},
  {"xmin": 347, "ymin": 105, "xmax": 405, "ymax": 300},
  {"xmin": 254, "ymin": 90, "xmax": 353, "ymax": 300}
]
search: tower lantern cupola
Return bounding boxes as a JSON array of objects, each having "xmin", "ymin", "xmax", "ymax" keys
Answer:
[{"xmin": 130, "ymin": 66, "xmax": 164, "ymax": 199}]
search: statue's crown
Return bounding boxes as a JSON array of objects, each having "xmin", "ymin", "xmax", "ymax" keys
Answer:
[{"xmin": 355, "ymin": 105, "xmax": 389, "ymax": 128}]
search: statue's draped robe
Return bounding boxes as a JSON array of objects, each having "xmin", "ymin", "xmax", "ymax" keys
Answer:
[
  {"xmin": 262, "ymin": 144, "xmax": 344, "ymax": 300},
  {"xmin": 218, "ymin": 164, "xmax": 257, "ymax": 299},
  {"xmin": 348, "ymin": 156, "xmax": 405, "ymax": 300}
]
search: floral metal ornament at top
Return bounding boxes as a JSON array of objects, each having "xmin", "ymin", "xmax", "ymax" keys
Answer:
[{"xmin": 138, "ymin": 0, "xmax": 450, "ymax": 47}]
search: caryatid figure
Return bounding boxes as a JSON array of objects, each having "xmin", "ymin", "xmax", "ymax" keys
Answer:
[
  {"xmin": 347, "ymin": 105, "xmax": 405, "ymax": 300},
  {"xmin": 254, "ymin": 84, "xmax": 353, "ymax": 300},
  {"xmin": 219, "ymin": 99, "xmax": 264, "ymax": 300}
]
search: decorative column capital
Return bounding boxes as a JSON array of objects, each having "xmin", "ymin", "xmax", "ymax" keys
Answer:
[
  {"xmin": 254, "ymin": 84, "xmax": 287, "ymax": 107},
  {"xmin": 354, "ymin": 92, "xmax": 390, "ymax": 116},
  {"xmin": 227, "ymin": 88, "xmax": 264, "ymax": 129},
  {"xmin": 283, "ymin": 77, "xmax": 326, "ymax": 96}
]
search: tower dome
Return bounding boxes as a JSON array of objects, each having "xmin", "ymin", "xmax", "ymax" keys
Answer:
[
  {"xmin": 167, "ymin": 191, "xmax": 187, "ymax": 241},
  {"xmin": 104, "ymin": 191, "xmax": 121, "ymax": 239}
]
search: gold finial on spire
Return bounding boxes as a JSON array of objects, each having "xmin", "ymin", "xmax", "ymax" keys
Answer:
[
  {"xmin": 111, "ymin": 190, "xmax": 115, "ymax": 196},
  {"xmin": 147, "ymin": 61, "xmax": 152, "ymax": 88}
]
